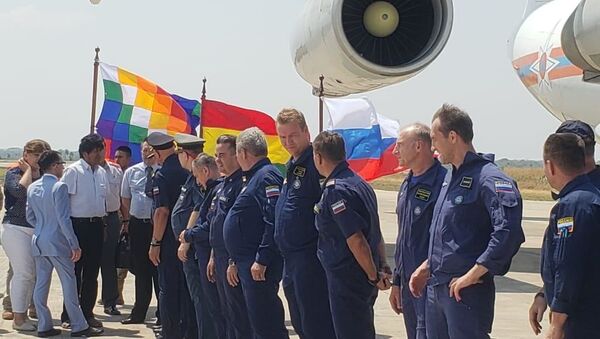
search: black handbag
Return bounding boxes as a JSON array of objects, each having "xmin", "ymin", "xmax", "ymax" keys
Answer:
[{"xmin": 115, "ymin": 232, "xmax": 132, "ymax": 270}]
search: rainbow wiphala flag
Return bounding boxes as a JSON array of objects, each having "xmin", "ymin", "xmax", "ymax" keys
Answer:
[{"xmin": 96, "ymin": 63, "xmax": 200, "ymax": 162}]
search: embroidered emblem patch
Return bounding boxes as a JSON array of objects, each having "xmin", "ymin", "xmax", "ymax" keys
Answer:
[
  {"xmin": 266, "ymin": 185, "xmax": 280, "ymax": 198},
  {"xmin": 557, "ymin": 217, "xmax": 574, "ymax": 237},
  {"xmin": 415, "ymin": 188, "xmax": 431, "ymax": 202},
  {"xmin": 454, "ymin": 195, "xmax": 463, "ymax": 204},
  {"xmin": 293, "ymin": 178, "xmax": 301, "ymax": 189},
  {"xmin": 414, "ymin": 206, "xmax": 422, "ymax": 216},
  {"xmin": 459, "ymin": 177, "xmax": 473, "ymax": 189},
  {"xmin": 495, "ymin": 181, "xmax": 514, "ymax": 193},
  {"xmin": 331, "ymin": 200, "xmax": 346, "ymax": 214},
  {"xmin": 293, "ymin": 166, "xmax": 306, "ymax": 177}
]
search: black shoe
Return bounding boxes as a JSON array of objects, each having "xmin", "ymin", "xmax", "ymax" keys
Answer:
[
  {"xmin": 71, "ymin": 326, "xmax": 104, "ymax": 337},
  {"xmin": 37, "ymin": 328, "xmax": 61, "ymax": 337},
  {"xmin": 103, "ymin": 305, "xmax": 121, "ymax": 316},
  {"xmin": 86, "ymin": 317, "xmax": 103, "ymax": 328},
  {"xmin": 121, "ymin": 317, "xmax": 144, "ymax": 324}
]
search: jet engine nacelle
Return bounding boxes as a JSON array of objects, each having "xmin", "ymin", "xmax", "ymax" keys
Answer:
[
  {"xmin": 291, "ymin": 0, "xmax": 453, "ymax": 97},
  {"xmin": 562, "ymin": 0, "xmax": 600, "ymax": 73}
]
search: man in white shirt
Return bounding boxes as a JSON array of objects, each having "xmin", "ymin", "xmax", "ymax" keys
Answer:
[
  {"xmin": 119, "ymin": 141, "xmax": 161, "ymax": 324},
  {"xmin": 99, "ymin": 159, "xmax": 123, "ymax": 316},
  {"xmin": 59, "ymin": 133, "xmax": 108, "ymax": 329}
]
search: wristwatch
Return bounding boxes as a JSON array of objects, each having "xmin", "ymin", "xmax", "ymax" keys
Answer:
[
  {"xmin": 228, "ymin": 259, "xmax": 236, "ymax": 266},
  {"xmin": 150, "ymin": 238, "xmax": 162, "ymax": 247},
  {"xmin": 368, "ymin": 272, "xmax": 382, "ymax": 286}
]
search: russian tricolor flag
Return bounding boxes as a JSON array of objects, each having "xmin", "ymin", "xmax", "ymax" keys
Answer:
[{"xmin": 325, "ymin": 97, "xmax": 403, "ymax": 181}]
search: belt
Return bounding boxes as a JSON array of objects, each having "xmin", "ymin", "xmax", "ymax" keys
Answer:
[
  {"xmin": 71, "ymin": 217, "xmax": 103, "ymax": 223},
  {"xmin": 131, "ymin": 216, "xmax": 152, "ymax": 224}
]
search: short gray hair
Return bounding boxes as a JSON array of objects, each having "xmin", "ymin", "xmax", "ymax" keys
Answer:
[
  {"xmin": 401, "ymin": 123, "xmax": 432, "ymax": 145},
  {"xmin": 236, "ymin": 127, "xmax": 268, "ymax": 157},
  {"xmin": 192, "ymin": 153, "xmax": 218, "ymax": 172}
]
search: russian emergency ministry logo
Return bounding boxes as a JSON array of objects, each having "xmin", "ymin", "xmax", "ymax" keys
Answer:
[{"xmin": 530, "ymin": 44, "xmax": 559, "ymax": 89}]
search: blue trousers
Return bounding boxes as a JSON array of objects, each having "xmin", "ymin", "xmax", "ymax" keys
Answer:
[
  {"xmin": 401, "ymin": 282, "xmax": 427, "ymax": 339},
  {"xmin": 425, "ymin": 279, "xmax": 495, "ymax": 339},
  {"xmin": 194, "ymin": 245, "xmax": 226, "ymax": 338},
  {"xmin": 214, "ymin": 253, "xmax": 253, "ymax": 339},
  {"xmin": 157, "ymin": 231, "xmax": 195, "ymax": 339},
  {"xmin": 324, "ymin": 263, "xmax": 378, "ymax": 339},
  {"xmin": 34, "ymin": 256, "xmax": 89, "ymax": 332},
  {"xmin": 236, "ymin": 257, "xmax": 288, "ymax": 339},
  {"xmin": 282, "ymin": 250, "xmax": 335, "ymax": 339}
]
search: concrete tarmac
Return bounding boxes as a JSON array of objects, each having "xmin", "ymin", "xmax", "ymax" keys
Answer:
[{"xmin": 0, "ymin": 190, "xmax": 553, "ymax": 338}]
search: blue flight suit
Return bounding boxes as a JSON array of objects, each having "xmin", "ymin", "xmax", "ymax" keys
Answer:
[
  {"xmin": 223, "ymin": 158, "xmax": 289, "ymax": 339},
  {"xmin": 395, "ymin": 159, "xmax": 446, "ymax": 339},
  {"xmin": 151, "ymin": 154, "xmax": 194, "ymax": 339},
  {"xmin": 184, "ymin": 178, "xmax": 227, "ymax": 339},
  {"xmin": 314, "ymin": 161, "xmax": 382, "ymax": 339},
  {"xmin": 541, "ymin": 175, "xmax": 600, "ymax": 338},
  {"xmin": 171, "ymin": 173, "xmax": 216, "ymax": 338},
  {"xmin": 199, "ymin": 169, "xmax": 252, "ymax": 339},
  {"xmin": 587, "ymin": 166, "xmax": 600, "ymax": 189},
  {"xmin": 274, "ymin": 145, "xmax": 335, "ymax": 339},
  {"xmin": 426, "ymin": 152, "xmax": 525, "ymax": 339}
]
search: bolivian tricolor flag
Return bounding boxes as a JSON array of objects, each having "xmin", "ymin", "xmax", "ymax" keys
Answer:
[{"xmin": 201, "ymin": 100, "xmax": 289, "ymax": 168}]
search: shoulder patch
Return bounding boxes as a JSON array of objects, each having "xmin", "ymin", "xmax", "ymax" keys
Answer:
[
  {"xmin": 331, "ymin": 200, "xmax": 346, "ymax": 214},
  {"xmin": 557, "ymin": 217, "xmax": 574, "ymax": 237},
  {"xmin": 326, "ymin": 179, "xmax": 336, "ymax": 187},
  {"xmin": 265, "ymin": 185, "xmax": 280, "ymax": 198},
  {"xmin": 459, "ymin": 176, "xmax": 473, "ymax": 189},
  {"xmin": 494, "ymin": 181, "xmax": 514, "ymax": 194},
  {"xmin": 293, "ymin": 166, "xmax": 306, "ymax": 177}
]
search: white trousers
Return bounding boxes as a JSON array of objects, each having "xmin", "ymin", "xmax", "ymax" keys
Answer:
[{"xmin": 1, "ymin": 223, "xmax": 35, "ymax": 313}]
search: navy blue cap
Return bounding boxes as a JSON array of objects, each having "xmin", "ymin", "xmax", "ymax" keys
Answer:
[
  {"xmin": 146, "ymin": 132, "xmax": 174, "ymax": 150},
  {"xmin": 556, "ymin": 120, "xmax": 595, "ymax": 142}
]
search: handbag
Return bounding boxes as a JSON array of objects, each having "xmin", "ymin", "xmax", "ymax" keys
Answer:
[{"xmin": 115, "ymin": 232, "xmax": 132, "ymax": 270}]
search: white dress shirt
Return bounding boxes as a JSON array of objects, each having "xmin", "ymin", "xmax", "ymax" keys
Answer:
[
  {"xmin": 121, "ymin": 162, "xmax": 159, "ymax": 219},
  {"xmin": 102, "ymin": 162, "xmax": 123, "ymax": 213},
  {"xmin": 61, "ymin": 159, "xmax": 107, "ymax": 218}
]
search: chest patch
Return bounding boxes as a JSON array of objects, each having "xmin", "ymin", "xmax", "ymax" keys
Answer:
[
  {"xmin": 293, "ymin": 178, "xmax": 301, "ymax": 189},
  {"xmin": 415, "ymin": 188, "xmax": 431, "ymax": 202},
  {"xmin": 459, "ymin": 176, "xmax": 473, "ymax": 189},
  {"xmin": 293, "ymin": 166, "xmax": 306, "ymax": 177},
  {"xmin": 414, "ymin": 206, "xmax": 422, "ymax": 216},
  {"xmin": 331, "ymin": 200, "xmax": 346, "ymax": 214},
  {"xmin": 266, "ymin": 185, "xmax": 280, "ymax": 198},
  {"xmin": 494, "ymin": 181, "xmax": 514, "ymax": 194},
  {"xmin": 557, "ymin": 217, "xmax": 574, "ymax": 237},
  {"xmin": 454, "ymin": 195, "xmax": 463, "ymax": 204}
]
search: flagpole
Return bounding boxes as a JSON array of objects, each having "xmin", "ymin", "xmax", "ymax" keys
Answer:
[
  {"xmin": 199, "ymin": 77, "xmax": 207, "ymax": 138},
  {"xmin": 318, "ymin": 75, "xmax": 324, "ymax": 132},
  {"xmin": 90, "ymin": 47, "xmax": 100, "ymax": 134}
]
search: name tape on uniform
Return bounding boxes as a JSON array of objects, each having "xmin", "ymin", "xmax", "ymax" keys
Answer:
[{"xmin": 415, "ymin": 188, "xmax": 431, "ymax": 202}]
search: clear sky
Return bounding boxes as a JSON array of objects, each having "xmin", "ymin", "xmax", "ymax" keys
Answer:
[{"xmin": 0, "ymin": 1, "xmax": 560, "ymax": 159}]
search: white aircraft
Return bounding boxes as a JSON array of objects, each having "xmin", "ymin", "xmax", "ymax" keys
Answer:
[{"xmin": 511, "ymin": 0, "xmax": 600, "ymax": 134}]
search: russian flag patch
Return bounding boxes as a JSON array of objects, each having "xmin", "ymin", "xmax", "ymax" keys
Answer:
[
  {"xmin": 331, "ymin": 200, "xmax": 346, "ymax": 214},
  {"xmin": 265, "ymin": 185, "xmax": 280, "ymax": 198},
  {"xmin": 494, "ymin": 181, "xmax": 514, "ymax": 193},
  {"xmin": 557, "ymin": 217, "xmax": 574, "ymax": 237}
]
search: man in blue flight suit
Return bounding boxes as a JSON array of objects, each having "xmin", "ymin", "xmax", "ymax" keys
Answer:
[
  {"xmin": 313, "ymin": 131, "xmax": 391, "ymax": 339},
  {"xmin": 529, "ymin": 120, "xmax": 600, "ymax": 334},
  {"xmin": 191, "ymin": 135, "xmax": 252, "ymax": 339},
  {"xmin": 171, "ymin": 133, "xmax": 217, "ymax": 339},
  {"xmin": 389, "ymin": 123, "xmax": 446, "ymax": 339},
  {"xmin": 146, "ymin": 132, "xmax": 194, "ymax": 339},
  {"xmin": 274, "ymin": 108, "xmax": 335, "ymax": 339},
  {"xmin": 538, "ymin": 133, "xmax": 600, "ymax": 339},
  {"xmin": 223, "ymin": 127, "xmax": 289, "ymax": 339},
  {"xmin": 409, "ymin": 105, "xmax": 525, "ymax": 339},
  {"xmin": 178, "ymin": 153, "xmax": 226, "ymax": 338}
]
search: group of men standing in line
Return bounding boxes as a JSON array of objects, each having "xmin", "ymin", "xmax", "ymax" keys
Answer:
[{"xmin": 13, "ymin": 103, "xmax": 600, "ymax": 339}]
